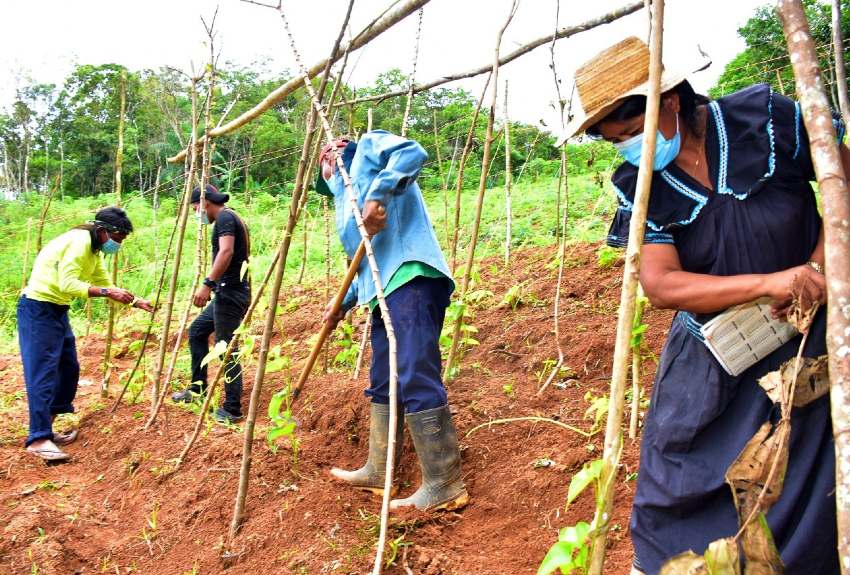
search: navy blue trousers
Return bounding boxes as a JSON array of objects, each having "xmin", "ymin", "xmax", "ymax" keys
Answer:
[
  {"xmin": 368, "ymin": 276, "xmax": 450, "ymax": 413},
  {"xmin": 17, "ymin": 296, "xmax": 80, "ymax": 447},
  {"xmin": 188, "ymin": 286, "xmax": 250, "ymax": 416}
]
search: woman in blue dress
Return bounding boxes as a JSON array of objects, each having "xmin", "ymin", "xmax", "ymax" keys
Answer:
[{"xmin": 560, "ymin": 37, "xmax": 844, "ymax": 574}]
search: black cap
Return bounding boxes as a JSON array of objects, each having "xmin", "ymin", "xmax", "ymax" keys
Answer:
[
  {"xmin": 92, "ymin": 206, "xmax": 133, "ymax": 234},
  {"xmin": 191, "ymin": 184, "xmax": 229, "ymax": 205}
]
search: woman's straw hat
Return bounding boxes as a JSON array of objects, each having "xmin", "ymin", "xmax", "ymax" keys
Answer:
[{"xmin": 557, "ymin": 36, "xmax": 704, "ymax": 144}]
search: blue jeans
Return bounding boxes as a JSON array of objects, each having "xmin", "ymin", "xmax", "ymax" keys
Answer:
[
  {"xmin": 17, "ymin": 295, "xmax": 80, "ymax": 446},
  {"xmin": 368, "ymin": 276, "xmax": 450, "ymax": 413}
]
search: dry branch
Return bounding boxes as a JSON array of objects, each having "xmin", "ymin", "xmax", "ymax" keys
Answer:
[
  {"xmin": 444, "ymin": 2, "xmax": 519, "ymax": 380},
  {"xmin": 167, "ymin": 0, "xmax": 431, "ymax": 164},
  {"xmin": 343, "ymin": 0, "xmax": 643, "ymax": 107},
  {"xmin": 587, "ymin": 1, "xmax": 664, "ymax": 572},
  {"xmin": 779, "ymin": 1, "xmax": 850, "ymax": 571}
]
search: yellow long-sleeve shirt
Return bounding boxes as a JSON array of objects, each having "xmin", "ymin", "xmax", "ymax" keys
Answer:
[{"xmin": 24, "ymin": 228, "xmax": 112, "ymax": 306}]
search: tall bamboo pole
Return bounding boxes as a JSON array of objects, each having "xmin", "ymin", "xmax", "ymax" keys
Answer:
[
  {"xmin": 102, "ymin": 70, "xmax": 126, "ymax": 399},
  {"xmin": 779, "ymin": 2, "xmax": 850, "ymax": 571},
  {"xmin": 834, "ymin": 0, "xmax": 850, "ymax": 128},
  {"xmin": 276, "ymin": 9, "xmax": 404, "ymax": 572},
  {"xmin": 400, "ymin": 8, "xmax": 424, "ymax": 137},
  {"xmin": 444, "ymin": 1, "xmax": 518, "ymax": 380},
  {"xmin": 227, "ymin": 0, "xmax": 354, "ymax": 540},
  {"xmin": 149, "ymin": 77, "xmax": 200, "ymax": 416},
  {"xmin": 21, "ymin": 217, "xmax": 32, "ymax": 292},
  {"xmin": 449, "ymin": 75, "xmax": 491, "ymax": 272},
  {"xmin": 503, "ymin": 80, "xmax": 512, "ymax": 266},
  {"xmin": 587, "ymin": 1, "xmax": 663, "ymax": 573}
]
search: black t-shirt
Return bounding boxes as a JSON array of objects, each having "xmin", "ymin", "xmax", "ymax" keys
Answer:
[{"xmin": 212, "ymin": 209, "xmax": 249, "ymax": 287}]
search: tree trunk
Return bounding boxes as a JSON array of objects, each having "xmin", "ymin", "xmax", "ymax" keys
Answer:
[
  {"xmin": 779, "ymin": 2, "xmax": 850, "ymax": 572},
  {"xmin": 503, "ymin": 80, "xmax": 512, "ymax": 266}
]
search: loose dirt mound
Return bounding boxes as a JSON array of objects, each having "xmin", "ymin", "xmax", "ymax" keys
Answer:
[{"xmin": 0, "ymin": 243, "xmax": 672, "ymax": 574}]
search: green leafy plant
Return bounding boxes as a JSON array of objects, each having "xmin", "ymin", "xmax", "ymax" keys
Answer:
[
  {"xmin": 267, "ymin": 385, "xmax": 300, "ymax": 465},
  {"xmin": 332, "ymin": 320, "xmax": 358, "ymax": 370},
  {"xmin": 596, "ymin": 245, "xmax": 621, "ymax": 269}
]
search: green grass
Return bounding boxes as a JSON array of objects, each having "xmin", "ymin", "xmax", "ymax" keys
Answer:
[{"xmin": 0, "ymin": 173, "xmax": 617, "ymax": 348}]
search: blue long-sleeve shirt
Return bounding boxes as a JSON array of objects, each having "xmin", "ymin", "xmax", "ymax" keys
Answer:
[{"xmin": 323, "ymin": 130, "xmax": 454, "ymax": 309}]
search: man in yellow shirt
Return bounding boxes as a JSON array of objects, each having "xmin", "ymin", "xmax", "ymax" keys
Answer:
[{"xmin": 19, "ymin": 206, "xmax": 152, "ymax": 461}]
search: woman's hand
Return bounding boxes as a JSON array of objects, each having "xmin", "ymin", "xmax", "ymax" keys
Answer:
[
  {"xmin": 764, "ymin": 264, "xmax": 826, "ymax": 317},
  {"xmin": 107, "ymin": 288, "xmax": 134, "ymax": 305},
  {"xmin": 362, "ymin": 201, "xmax": 386, "ymax": 236},
  {"xmin": 134, "ymin": 298, "xmax": 155, "ymax": 313}
]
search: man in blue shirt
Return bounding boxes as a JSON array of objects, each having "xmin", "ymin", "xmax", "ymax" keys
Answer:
[{"xmin": 318, "ymin": 130, "xmax": 468, "ymax": 512}]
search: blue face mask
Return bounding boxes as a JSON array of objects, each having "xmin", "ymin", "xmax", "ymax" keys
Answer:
[
  {"xmin": 614, "ymin": 115, "xmax": 681, "ymax": 171},
  {"xmin": 196, "ymin": 210, "xmax": 210, "ymax": 225},
  {"xmin": 101, "ymin": 237, "xmax": 122, "ymax": 255}
]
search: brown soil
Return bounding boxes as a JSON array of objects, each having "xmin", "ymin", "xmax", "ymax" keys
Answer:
[{"xmin": 0, "ymin": 243, "xmax": 672, "ymax": 575}]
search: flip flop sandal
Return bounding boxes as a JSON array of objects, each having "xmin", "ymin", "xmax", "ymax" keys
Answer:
[
  {"xmin": 53, "ymin": 429, "xmax": 78, "ymax": 446},
  {"xmin": 26, "ymin": 445, "xmax": 70, "ymax": 462}
]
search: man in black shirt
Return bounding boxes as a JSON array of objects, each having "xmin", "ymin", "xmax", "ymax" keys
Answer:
[{"xmin": 172, "ymin": 185, "xmax": 250, "ymax": 424}]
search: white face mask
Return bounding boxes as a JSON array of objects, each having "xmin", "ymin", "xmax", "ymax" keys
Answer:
[{"xmin": 196, "ymin": 209, "xmax": 210, "ymax": 225}]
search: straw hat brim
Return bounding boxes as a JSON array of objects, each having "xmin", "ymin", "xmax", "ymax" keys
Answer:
[{"xmin": 555, "ymin": 68, "xmax": 690, "ymax": 146}]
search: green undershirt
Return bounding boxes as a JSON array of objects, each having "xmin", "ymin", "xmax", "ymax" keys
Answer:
[{"xmin": 368, "ymin": 261, "xmax": 445, "ymax": 311}]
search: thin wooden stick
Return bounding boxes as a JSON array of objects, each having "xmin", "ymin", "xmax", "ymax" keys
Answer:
[
  {"xmin": 779, "ymin": 2, "xmax": 850, "ymax": 571},
  {"xmin": 400, "ymin": 8, "xmax": 424, "ymax": 137},
  {"xmin": 227, "ymin": 0, "xmax": 353, "ymax": 540},
  {"xmin": 444, "ymin": 1, "xmax": 519, "ymax": 381},
  {"xmin": 834, "ymin": 0, "xmax": 850, "ymax": 127},
  {"xmin": 449, "ymin": 74, "xmax": 491, "ymax": 273},
  {"xmin": 587, "ymin": 1, "xmax": 664, "ymax": 572},
  {"xmin": 21, "ymin": 217, "xmax": 32, "ymax": 291},
  {"xmin": 628, "ymin": 285, "xmax": 647, "ymax": 440},
  {"xmin": 102, "ymin": 70, "xmax": 126, "ymax": 399},
  {"xmin": 353, "ymin": 312, "xmax": 371, "ymax": 379},
  {"xmin": 292, "ymin": 243, "xmax": 366, "ymax": 400},
  {"xmin": 503, "ymin": 80, "xmax": 512, "ymax": 266},
  {"xmin": 167, "ymin": 0, "xmax": 431, "ymax": 164},
  {"xmin": 149, "ymin": 77, "xmax": 200, "ymax": 417},
  {"xmin": 465, "ymin": 416, "xmax": 595, "ymax": 438}
]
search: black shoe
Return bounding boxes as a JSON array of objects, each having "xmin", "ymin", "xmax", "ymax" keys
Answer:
[
  {"xmin": 171, "ymin": 389, "xmax": 198, "ymax": 403},
  {"xmin": 214, "ymin": 407, "xmax": 244, "ymax": 425}
]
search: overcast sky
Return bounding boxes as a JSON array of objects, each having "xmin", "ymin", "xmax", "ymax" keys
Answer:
[{"xmin": 0, "ymin": 0, "xmax": 769, "ymax": 134}]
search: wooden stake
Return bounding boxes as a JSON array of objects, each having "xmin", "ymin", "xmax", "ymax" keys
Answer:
[
  {"xmin": 834, "ymin": 0, "xmax": 850, "ymax": 128},
  {"xmin": 779, "ymin": 1, "xmax": 850, "ymax": 571},
  {"xmin": 400, "ymin": 8, "xmax": 424, "ymax": 137},
  {"xmin": 449, "ymin": 74, "xmax": 492, "ymax": 273},
  {"xmin": 227, "ymin": 0, "xmax": 353, "ymax": 540},
  {"xmin": 587, "ymin": 1, "xmax": 664, "ymax": 572},
  {"xmin": 149, "ymin": 76, "xmax": 200, "ymax": 417},
  {"xmin": 21, "ymin": 217, "xmax": 32, "ymax": 292},
  {"xmin": 444, "ymin": 1, "xmax": 519, "ymax": 380},
  {"xmin": 293, "ymin": 243, "xmax": 366, "ymax": 399},
  {"xmin": 503, "ymin": 80, "xmax": 512, "ymax": 266},
  {"xmin": 102, "ymin": 69, "xmax": 126, "ymax": 399}
]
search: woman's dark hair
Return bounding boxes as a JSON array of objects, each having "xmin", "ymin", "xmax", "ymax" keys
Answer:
[{"xmin": 586, "ymin": 80, "xmax": 711, "ymax": 139}]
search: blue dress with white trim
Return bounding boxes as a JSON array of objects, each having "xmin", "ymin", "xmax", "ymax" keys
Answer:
[{"xmin": 607, "ymin": 84, "xmax": 842, "ymax": 574}]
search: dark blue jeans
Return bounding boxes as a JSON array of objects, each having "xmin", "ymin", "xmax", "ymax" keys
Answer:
[
  {"xmin": 17, "ymin": 295, "xmax": 80, "ymax": 446},
  {"xmin": 368, "ymin": 276, "xmax": 450, "ymax": 414},
  {"xmin": 188, "ymin": 286, "xmax": 250, "ymax": 416}
]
